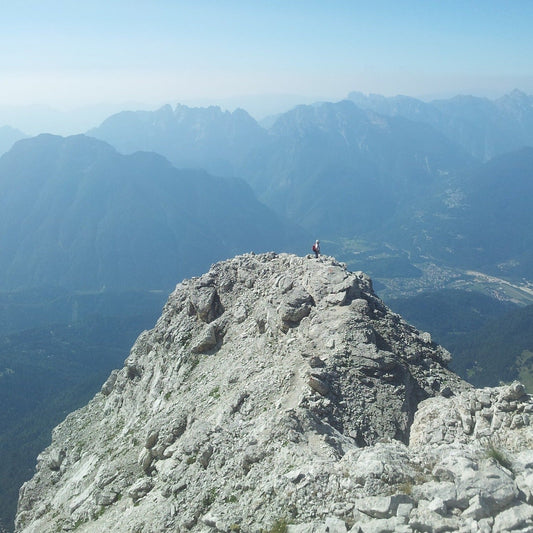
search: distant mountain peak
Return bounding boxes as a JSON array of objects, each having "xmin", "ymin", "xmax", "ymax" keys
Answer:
[
  {"xmin": 347, "ymin": 89, "xmax": 533, "ymax": 161},
  {"xmin": 0, "ymin": 125, "xmax": 28, "ymax": 157},
  {"xmin": 507, "ymin": 88, "xmax": 530, "ymax": 99},
  {"xmin": 88, "ymin": 103, "xmax": 267, "ymax": 177}
]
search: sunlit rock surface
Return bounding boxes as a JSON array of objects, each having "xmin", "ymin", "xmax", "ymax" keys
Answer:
[{"xmin": 16, "ymin": 253, "xmax": 533, "ymax": 532}]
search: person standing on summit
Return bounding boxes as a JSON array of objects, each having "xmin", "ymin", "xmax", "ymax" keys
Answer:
[{"xmin": 312, "ymin": 239, "xmax": 320, "ymax": 258}]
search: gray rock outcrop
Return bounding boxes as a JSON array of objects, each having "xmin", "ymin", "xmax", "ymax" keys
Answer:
[{"xmin": 15, "ymin": 253, "xmax": 533, "ymax": 532}]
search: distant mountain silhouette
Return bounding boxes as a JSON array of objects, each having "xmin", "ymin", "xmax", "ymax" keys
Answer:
[
  {"xmin": 242, "ymin": 100, "xmax": 474, "ymax": 237},
  {"xmin": 348, "ymin": 89, "xmax": 533, "ymax": 161},
  {"xmin": 0, "ymin": 125, "xmax": 26, "ymax": 156},
  {"xmin": 87, "ymin": 94, "xmax": 533, "ymax": 280},
  {"xmin": 89, "ymin": 100, "xmax": 476, "ymax": 236},
  {"xmin": 0, "ymin": 134, "xmax": 304, "ymax": 291},
  {"xmin": 88, "ymin": 104, "xmax": 268, "ymax": 177}
]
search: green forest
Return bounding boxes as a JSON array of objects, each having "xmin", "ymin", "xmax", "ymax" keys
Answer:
[
  {"xmin": 389, "ymin": 289, "xmax": 533, "ymax": 390},
  {"xmin": 0, "ymin": 293, "xmax": 162, "ymax": 530}
]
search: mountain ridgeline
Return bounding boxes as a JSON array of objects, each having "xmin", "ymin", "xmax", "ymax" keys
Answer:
[
  {"xmin": 88, "ymin": 93, "xmax": 533, "ymax": 281},
  {"xmin": 87, "ymin": 104, "xmax": 268, "ymax": 178},
  {"xmin": 0, "ymin": 126, "xmax": 26, "ymax": 158},
  {"xmin": 348, "ymin": 89, "xmax": 533, "ymax": 162}
]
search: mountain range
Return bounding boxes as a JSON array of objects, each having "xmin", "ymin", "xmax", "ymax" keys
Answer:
[
  {"xmin": 1, "ymin": 90, "xmax": 533, "ymax": 530},
  {"xmin": 240, "ymin": 100, "xmax": 474, "ymax": 238},
  {"xmin": 87, "ymin": 104, "xmax": 268, "ymax": 178},
  {"xmin": 88, "ymin": 93, "xmax": 533, "ymax": 284},
  {"xmin": 348, "ymin": 89, "xmax": 533, "ymax": 161},
  {"xmin": 0, "ymin": 133, "xmax": 304, "ymax": 292}
]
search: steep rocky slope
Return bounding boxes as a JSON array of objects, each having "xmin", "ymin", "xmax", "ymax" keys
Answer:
[{"xmin": 16, "ymin": 254, "xmax": 533, "ymax": 532}]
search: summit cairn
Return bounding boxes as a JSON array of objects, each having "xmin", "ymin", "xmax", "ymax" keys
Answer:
[{"xmin": 15, "ymin": 254, "xmax": 533, "ymax": 532}]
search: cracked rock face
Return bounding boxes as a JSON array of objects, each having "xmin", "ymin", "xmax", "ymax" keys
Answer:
[{"xmin": 15, "ymin": 253, "xmax": 533, "ymax": 533}]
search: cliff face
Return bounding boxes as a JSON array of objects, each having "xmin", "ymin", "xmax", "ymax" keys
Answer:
[{"xmin": 15, "ymin": 254, "xmax": 533, "ymax": 532}]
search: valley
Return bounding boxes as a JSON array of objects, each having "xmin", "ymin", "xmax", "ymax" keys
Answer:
[
  {"xmin": 0, "ymin": 89, "xmax": 532, "ymax": 530},
  {"xmin": 3, "ymin": 3, "xmax": 532, "ymax": 530}
]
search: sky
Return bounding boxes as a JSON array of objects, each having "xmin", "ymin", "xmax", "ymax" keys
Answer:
[{"xmin": 1, "ymin": 0, "xmax": 533, "ymax": 124}]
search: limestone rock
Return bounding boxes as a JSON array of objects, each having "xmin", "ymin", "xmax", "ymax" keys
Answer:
[
  {"xmin": 492, "ymin": 502, "xmax": 533, "ymax": 532},
  {"xmin": 127, "ymin": 478, "xmax": 153, "ymax": 503},
  {"xmin": 14, "ymin": 254, "xmax": 533, "ymax": 533}
]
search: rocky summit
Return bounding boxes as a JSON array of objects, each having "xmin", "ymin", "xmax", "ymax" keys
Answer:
[{"xmin": 15, "ymin": 253, "xmax": 533, "ymax": 532}]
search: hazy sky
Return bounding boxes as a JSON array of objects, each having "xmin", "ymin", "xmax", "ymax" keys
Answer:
[{"xmin": 2, "ymin": 0, "xmax": 533, "ymax": 114}]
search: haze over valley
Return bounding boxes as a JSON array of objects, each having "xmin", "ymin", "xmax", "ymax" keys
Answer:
[{"xmin": 2, "ymin": 2, "xmax": 533, "ymax": 531}]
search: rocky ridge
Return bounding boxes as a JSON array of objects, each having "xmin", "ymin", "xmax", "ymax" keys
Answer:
[{"xmin": 15, "ymin": 253, "xmax": 533, "ymax": 532}]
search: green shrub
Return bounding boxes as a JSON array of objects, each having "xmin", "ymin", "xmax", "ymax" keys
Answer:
[
  {"xmin": 486, "ymin": 443, "xmax": 512, "ymax": 471},
  {"xmin": 267, "ymin": 517, "xmax": 288, "ymax": 533}
]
